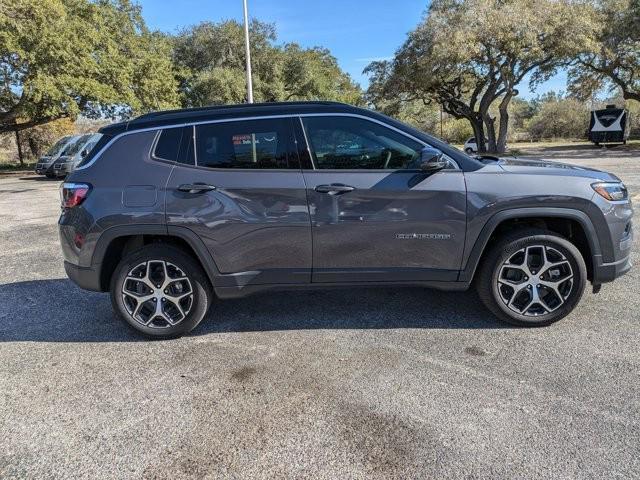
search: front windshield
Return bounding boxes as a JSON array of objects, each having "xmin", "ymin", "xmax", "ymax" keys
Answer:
[
  {"xmin": 61, "ymin": 135, "xmax": 91, "ymax": 156},
  {"xmin": 45, "ymin": 137, "xmax": 70, "ymax": 156}
]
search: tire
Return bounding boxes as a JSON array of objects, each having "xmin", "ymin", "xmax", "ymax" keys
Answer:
[
  {"xmin": 476, "ymin": 229, "xmax": 587, "ymax": 327},
  {"xmin": 465, "ymin": 147, "xmax": 474, "ymax": 154},
  {"xmin": 110, "ymin": 245, "xmax": 213, "ymax": 338}
]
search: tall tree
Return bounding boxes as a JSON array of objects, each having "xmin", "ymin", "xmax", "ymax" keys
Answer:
[
  {"xmin": 0, "ymin": 0, "xmax": 180, "ymax": 135},
  {"xmin": 366, "ymin": 0, "xmax": 592, "ymax": 153},
  {"xmin": 569, "ymin": 0, "xmax": 640, "ymax": 103},
  {"xmin": 173, "ymin": 20, "xmax": 362, "ymax": 106}
]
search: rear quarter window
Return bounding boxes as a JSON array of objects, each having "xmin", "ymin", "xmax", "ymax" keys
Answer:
[
  {"xmin": 74, "ymin": 134, "xmax": 113, "ymax": 169},
  {"xmin": 153, "ymin": 127, "xmax": 184, "ymax": 162}
]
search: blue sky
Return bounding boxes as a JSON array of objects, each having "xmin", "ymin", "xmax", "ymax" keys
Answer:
[{"xmin": 137, "ymin": 0, "xmax": 567, "ymax": 99}]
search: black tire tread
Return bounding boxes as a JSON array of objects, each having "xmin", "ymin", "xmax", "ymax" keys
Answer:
[
  {"xmin": 110, "ymin": 244, "xmax": 212, "ymax": 339},
  {"xmin": 475, "ymin": 228, "xmax": 587, "ymax": 327}
]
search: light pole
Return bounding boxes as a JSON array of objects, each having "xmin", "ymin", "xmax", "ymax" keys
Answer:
[{"xmin": 242, "ymin": 0, "xmax": 254, "ymax": 103}]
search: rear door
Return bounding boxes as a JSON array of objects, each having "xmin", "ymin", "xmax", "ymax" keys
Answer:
[
  {"xmin": 296, "ymin": 114, "xmax": 467, "ymax": 283},
  {"xmin": 164, "ymin": 117, "xmax": 312, "ymax": 287}
]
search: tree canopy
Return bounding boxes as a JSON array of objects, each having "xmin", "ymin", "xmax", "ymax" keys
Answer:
[
  {"xmin": 366, "ymin": 0, "xmax": 595, "ymax": 153},
  {"xmin": 173, "ymin": 20, "xmax": 363, "ymax": 107},
  {"xmin": 0, "ymin": 0, "xmax": 180, "ymax": 134},
  {"xmin": 569, "ymin": 0, "xmax": 640, "ymax": 103}
]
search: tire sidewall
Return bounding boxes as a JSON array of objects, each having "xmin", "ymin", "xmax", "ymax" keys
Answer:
[
  {"xmin": 110, "ymin": 246, "xmax": 211, "ymax": 338},
  {"xmin": 487, "ymin": 234, "xmax": 587, "ymax": 325}
]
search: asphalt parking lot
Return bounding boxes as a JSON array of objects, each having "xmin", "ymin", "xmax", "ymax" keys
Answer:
[{"xmin": 1, "ymin": 146, "xmax": 639, "ymax": 479}]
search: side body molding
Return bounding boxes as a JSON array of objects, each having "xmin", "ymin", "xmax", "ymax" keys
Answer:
[{"xmin": 458, "ymin": 207, "xmax": 603, "ymax": 283}]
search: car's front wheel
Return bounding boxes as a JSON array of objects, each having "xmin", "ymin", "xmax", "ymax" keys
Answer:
[
  {"xmin": 476, "ymin": 229, "xmax": 587, "ymax": 326},
  {"xmin": 465, "ymin": 147, "xmax": 474, "ymax": 154},
  {"xmin": 110, "ymin": 245, "xmax": 213, "ymax": 338}
]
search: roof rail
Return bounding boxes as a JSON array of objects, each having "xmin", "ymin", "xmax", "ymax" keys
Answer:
[{"xmin": 132, "ymin": 101, "xmax": 349, "ymax": 122}]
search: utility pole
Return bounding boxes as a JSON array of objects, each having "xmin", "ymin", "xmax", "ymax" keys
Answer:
[{"xmin": 242, "ymin": 0, "xmax": 254, "ymax": 104}]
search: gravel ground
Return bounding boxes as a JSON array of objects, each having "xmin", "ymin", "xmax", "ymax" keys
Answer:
[{"xmin": 1, "ymin": 146, "xmax": 639, "ymax": 479}]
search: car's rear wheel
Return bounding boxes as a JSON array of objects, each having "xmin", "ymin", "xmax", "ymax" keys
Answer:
[
  {"xmin": 110, "ymin": 245, "xmax": 212, "ymax": 338},
  {"xmin": 476, "ymin": 229, "xmax": 587, "ymax": 326}
]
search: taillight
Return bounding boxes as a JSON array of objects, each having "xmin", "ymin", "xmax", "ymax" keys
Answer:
[{"xmin": 61, "ymin": 182, "xmax": 91, "ymax": 208}]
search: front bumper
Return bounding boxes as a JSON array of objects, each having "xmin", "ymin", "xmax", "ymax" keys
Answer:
[
  {"xmin": 593, "ymin": 254, "xmax": 632, "ymax": 284},
  {"xmin": 35, "ymin": 163, "xmax": 55, "ymax": 175},
  {"xmin": 53, "ymin": 162, "xmax": 73, "ymax": 177}
]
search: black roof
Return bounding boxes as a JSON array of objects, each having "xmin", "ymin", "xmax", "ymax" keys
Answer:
[
  {"xmin": 100, "ymin": 101, "xmax": 357, "ymax": 136},
  {"xmin": 98, "ymin": 101, "xmax": 483, "ymax": 171}
]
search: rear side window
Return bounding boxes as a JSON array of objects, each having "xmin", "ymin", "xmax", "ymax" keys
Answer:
[
  {"xmin": 195, "ymin": 119, "xmax": 298, "ymax": 169},
  {"xmin": 153, "ymin": 127, "xmax": 183, "ymax": 162}
]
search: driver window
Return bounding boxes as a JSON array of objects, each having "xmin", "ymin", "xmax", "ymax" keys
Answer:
[{"xmin": 301, "ymin": 116, "xmax": 422, "ymax": 170}]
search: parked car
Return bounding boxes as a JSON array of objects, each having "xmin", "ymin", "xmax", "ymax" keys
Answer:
[
  {"xmin": 35, "ymin": 135, "xmax": 80, "ymax": 177},
  {"xmin": 52, "ymin": 133, "xmax": 102, "ymax": 178},
  {"xmin": 463, "ymin": 137, "xmax": 494, "ymax": 154},
  {"xmin": 59, "ymin": 101, "xmax": 633, "ymax": 338},
  {"xmin": 464, "ymin": 137, "xmax": 479, "ymax": 154}
]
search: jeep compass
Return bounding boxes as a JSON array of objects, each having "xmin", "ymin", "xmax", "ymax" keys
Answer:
[{"xmin": 58, "ymin": 102, "xmax": 633, "ymax": 338}]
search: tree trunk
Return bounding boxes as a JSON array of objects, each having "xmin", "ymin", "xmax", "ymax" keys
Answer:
[
  {"xmin": 496, "ymin": 91, "xmax": 515, "ymax": 154},
  {"xmin": 468, "ymin": 115, "xmax": 486, "ymax": 153},
  {"xmin": 14, "ymin": 129, "xmax": 24, "ymax": 166},
  {"xmin": 28, "ymin": 136, "xmax": 39, "ymax": 158},
  {"xmin": 482, "ymin": 114, "xmax": 497, "ymax": 153}
]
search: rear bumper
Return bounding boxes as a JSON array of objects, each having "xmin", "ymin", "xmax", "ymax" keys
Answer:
[{"xmin": 64, "ymin": 261, "xmax": 102, "ymax": 292}]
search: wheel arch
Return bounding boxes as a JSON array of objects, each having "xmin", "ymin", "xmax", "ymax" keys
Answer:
[
  {"xmin": 459, "ymin": 208, "xmax": 602, "ymax": 283},
  {"xmin": 93, "ymin": 225, "xmax": 220, "ymax": 292}
]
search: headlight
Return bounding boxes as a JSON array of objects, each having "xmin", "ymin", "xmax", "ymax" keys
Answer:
[{"xmin": 592, "ymin": 182, "xmax": 628, "ymax": 201}]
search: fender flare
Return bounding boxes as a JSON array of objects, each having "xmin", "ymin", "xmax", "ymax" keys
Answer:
[
  {"xmin": 458, "ymin": 207, "xmax": 604, "ymax": 283},
  {"xmin": 92, "ymin": 224, "xmax": 221, "ymax": 290}
]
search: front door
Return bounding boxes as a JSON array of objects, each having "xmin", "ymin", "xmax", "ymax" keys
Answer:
[
  {"xmin": 297, "ymin": 115, "xmax": 467, "ymax": 283},
  {"xmin": 165, "ymin": 117, "xmax": 312, "ymax": 287}
]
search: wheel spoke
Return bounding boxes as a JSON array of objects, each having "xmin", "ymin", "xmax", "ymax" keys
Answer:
[
  {"xmin": 506, "ymin": 283, "xmax": 529, "ymax": 309},
  {"xmin": 498, "ymin": 244, "xmax": 574, "ymax": 318},
  {"xmin": 122, "ymin": 260, "xmax": 193, "ymax": 329}
]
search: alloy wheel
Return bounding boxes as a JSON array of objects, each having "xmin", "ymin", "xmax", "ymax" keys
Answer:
[
  {"xmin": 496, "ymin": 245, "xmax": 574, "ymax": 317},
  {"xmin": 121, "ymin": 260, "xmax": 194, "ymax": 328}
]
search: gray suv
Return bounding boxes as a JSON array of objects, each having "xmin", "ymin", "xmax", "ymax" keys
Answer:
[{"xmin": 59, "ymin": 102, "xmax": 633, "ymax": 338}]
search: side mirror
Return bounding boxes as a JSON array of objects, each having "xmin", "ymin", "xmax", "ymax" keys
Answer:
[
  {"xmin": 80, "ymin": 149, "xmax": 89, "ymax": 158},
  {"xmin": 418, "ymin": 146, "xmax": 448, "ymax": 172}
]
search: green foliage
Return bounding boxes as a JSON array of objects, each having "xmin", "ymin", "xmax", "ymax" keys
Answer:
[
  {"xmin": 173, "ymin": 20, "xmax": 363, "ymax": 107},
  {"xmin": 524, "ymin": 95, "xmax": 590, "ymax": 140},
  {"xmin": 0, "ymin": 0, "xmax": 180, "ymax": 134},
  {"xmin": 20, "ymin": 117, "xmax": 76, "ymax": 159},
  {"xmin": 441, "ymin": 117, "xmax": 474, "ymax": 144},
  {"xmin": 366, "ymin": 0, "xmax": 594, "ymax": 152},
  {"xmin": 569, "ymin": 0, "xmax": 640, "ymax": 103}
]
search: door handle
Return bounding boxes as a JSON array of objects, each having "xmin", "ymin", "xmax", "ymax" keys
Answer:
[
  {"xmin": 314, "ymin": 184, "xmax": 355, "ymax": 195},
  {"xmin": 177, "ymin": 183, "xmax": 217, "ymax": 193}
]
